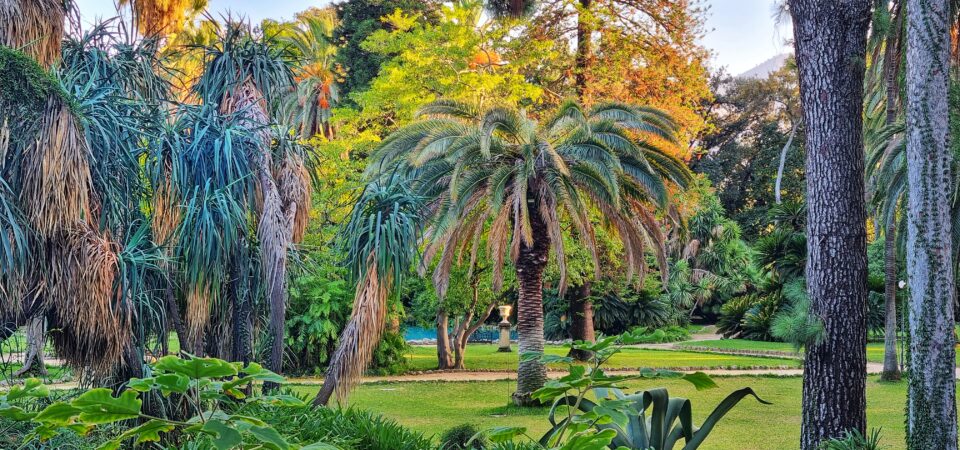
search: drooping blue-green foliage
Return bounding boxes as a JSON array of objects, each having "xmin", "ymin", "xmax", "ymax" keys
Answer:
[{"xmin": 341, "ymin": 173, "xmax": 425, "ymax": 287}]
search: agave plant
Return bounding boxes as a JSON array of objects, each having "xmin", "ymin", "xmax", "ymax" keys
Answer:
[{"xmin": 539, "ymin": 386, "xmax": 769, "ymax": 450}]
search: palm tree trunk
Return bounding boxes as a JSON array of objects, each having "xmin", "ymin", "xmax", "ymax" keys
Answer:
[
  {"xmin": 436, "ymin": 310, "xmax": 454, "ymax": 369},
  {"xmin": 313, "ymin": 257, "xmax": 389, "ymax": 406},
  {"xmin": 512, "ymin": 209, "xmax": 550, "ymax": 406},
  {"xmin": 881, "ymin": 221, "xmax": 900, "ymax": 381},
  {"xmin": 789, "ymin": 1, "xmax": 871, "ymax": 448},
  {"xmin": 14, "ymin": 315, "xmax": 46, "ymax": 377},
  {"xmin": 575, "ymin": 0, "xmax": 593, "ymax": 102},
  {"xmin": 904, "ymin": 0, "xmax": 957, "ymax": 447},
  {"xmin": 567, "ymin": 282, "xmax": 595, "ymax": 362}
]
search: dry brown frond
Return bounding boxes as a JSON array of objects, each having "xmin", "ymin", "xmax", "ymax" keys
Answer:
[
  {"xmin": 0, "ymin": 0, "xmax": 66, "ymax": 68},
  {"xmin": 21, "ymin": 98, "xmax": 93, "ymax": 237},
  {"xmin": 278, "ymin": 156, "xmax": 310, "ymax": 244},
  {"xmin": 185, "ymin": 283, "xmax": 211, "ymax": 353},
  {"xmin": 314, "ymin": 256, "xmax": 389, "ymax": 406},
  {"xmin": 119, "ymin": 0, "xmax": 198, "ymax": 38},
  {"xmin": 152, "ymin": 175, "xmax": 181, "ymax": 247},
  {"xmin": 47, "ymin": 226, "xmax": 130, "ymax": 377}
]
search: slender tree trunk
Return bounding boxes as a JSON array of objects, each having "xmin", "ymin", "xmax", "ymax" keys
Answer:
[
  {"xmin": 775, "ymin": 124, "xmax": 798, "ymax": 204},
  {"xmin": 14, "ymin": 316, "xmax": 46, "ymax": 377},
  {"xmin": 904, "ymin": 1, "xmax": 957, "ymax": 447},
  {"xmin": 164, "ymin": 271, "xmax": 187, "ymax": 355},
  {"xmin": 575, "ymin": 0, "xmax": 593, "ymax": 102},
  {"xmin": 789, "ymin": 1, "xmax": 871, "ymax": 448},
  {"xmin": 512, "ymin": 209, "xmax": 550, "ymax": 406},
  {"xmin": 454, "ymin": 302, "xmax": 496, "ymax": 370},
  {"xmin": 881, "ymin": 221, "xmax": 900, "ymax": 381},
  {"xmin": 567, "ymin": 282, "xmax": 595, "ymax": 362},
  {"xmin": 436, "ymin": 310, "xmax": 454, "ymax": 369}
]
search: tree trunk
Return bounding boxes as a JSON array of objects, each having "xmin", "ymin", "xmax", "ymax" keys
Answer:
[
  {"xmin": 788, "ymin": 1, "xmax": 871, "ymax": 448},
  {"xmin": 436, "ymin": 310, "xmax": 454, "ymax": 369},
  {"xmin": 881, "ymin": 221, "xmax": 900, "ymax": 381},
  {"xmin": 14, "ymin": 316, "xmax": 46, "ymax": 377},
  {"xmin": 904, "ymin": 0, "xmax": 958, "ymax": 447},
  {"xmin": 567, "ymin": 282, "xmax": 595, "ymax": 362},
  {"xmin": 575, "ymin": 0, "xmax": 593, "ymax": 102},
  {"xmin": 452, "ymin": 284, "xmax": 496, "ymax": 370},
  {"xmin": 512, "ymin": 209, "xmax": 550, "ymax": 406},
  {"xmin": 775, "ymin": 124, "xmax": 798, "ymax": 204}
]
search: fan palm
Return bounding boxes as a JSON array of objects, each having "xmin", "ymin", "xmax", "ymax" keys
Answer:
[
  {"xmin": 280, "ymin": 7, "xmax": 340, "ymax": 139},
  {"xmin": 371, "ymin": 99, "xmax": 689, "ymax": 404},
  {"xmin": 119, "ymin": 0, "xmax": 209, "ymax": 38},
  {"xmin": 312, "ymin": 174, "xmax": 424, "ymax": 406}
]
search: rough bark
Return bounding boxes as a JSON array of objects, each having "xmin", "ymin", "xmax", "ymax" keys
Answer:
[
  {"xmin": 904, "ymin": 0, "xmax": 958, "ymax": 447},
  {"xmin": 788, "ymin": 1, "xmax": 871, "ymax": 448},
  {"xmin": 575, "ymin": 0, "xmax": 593, "ymax": 102},
  {"xmin": 14, "ymin": 315, "xmax": 46, "ymax": 377},
  {"xmin": 512, "ymin": 208, "xmax": 550, "ymax": 406},
  {"xmin": 567, "ymin": 282, "xmax": 595, "ymax": 362},
  {"xmin": 881, "ymin": 221, "xmax": 900, "ymax": 381},
  {"xmin": 436, "ymin": 310, "xmax": 454, "ymax": 369}
]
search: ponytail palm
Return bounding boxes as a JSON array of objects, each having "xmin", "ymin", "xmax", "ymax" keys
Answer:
[
  {"xmin": 372, "ymin": 99, "xmax": 689, "ymax": 404},
  {"xmin": 313, "ymin": 174, "xmax": 423, "ymax": 406}
]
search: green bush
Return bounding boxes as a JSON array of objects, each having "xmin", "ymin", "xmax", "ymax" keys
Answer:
[
  {"xmin": 628, "ymin": 325, "xmax": 691, "ymax": 343},
  {"xmin": 249, "ymin": 401, "xmax": 433, "ymax": 450},
  {"xmin": 370, "ymin": 329, "xmax": 410, "ymax": 375},
  {"xmin": 820, "ymin": 428, "xmax": 883, "ymax": 450},
  {"xmin": 440, "ymin": 423, "xmax": 486, "ymax": 449}
]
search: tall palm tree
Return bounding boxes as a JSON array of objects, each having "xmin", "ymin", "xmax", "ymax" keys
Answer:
[
  {"xmin": 371, "ymin": 99, "xmax": 689, "ymax": 405},
  {"xmin": 312, "ymin": 174, "xmax": 423, "ymax": 406},
  {"xmin": 188, "ymin": 24, "xmax": 311, "ymax": 382},
  {"xmin": 280, "ymin": 7, "xmax": 340, "ymax": 140},
  {"xmin": 903, "ymin": 0, "xmax": 957, "ymax": 447},
  {"xmin": 119, "ymin": 0, "xmax": 208, "ymax": 38}
]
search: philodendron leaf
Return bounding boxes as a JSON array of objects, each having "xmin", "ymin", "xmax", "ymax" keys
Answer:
[
  {"xmin": 203, "ymin": 419, "xmax": 243, "ymax": 450},
  {"xmin": 154, "ymin": 355, "xmax": 237, "ymax": 379},
  {"xmin": 259, "ymin": 394, "xmax": 307, "ymax": 407},
  {"xmin": 33, "ymin": 402, "xmax": 81, "ymax": 425},
  {"xmin": 72, "ymin": 389, "xmax": 141, "ymax": 424},
  {"xmin": 5, "ymin": 378, "xmax": 49, "ymax": 401},
  {"xmin": 682, "ymin": 372, "xmax": 718, "ymax": 391},
  {"xmin": 557, "ymin": 429, "xmax": 618, "ymax": 450},
  {"xmin": 0, "ymin": 405, "xmax": 37, "ymax": 421},
  {"xmin": 154, "ymin": 374, "xmax": 191, "ymax": 395},
  {"xmin": 118, "ymin": 419, "xmax": 176, "ymax": 443},
  {"xmin": 249, "ymin": 424, "xmax": 291, "ymax": 450},
  {"xmin": 299, "ymin": 443, "xmax": 339, "ymax": 450},
  {"xmin": 486, "ymin": 426, "xmax": 527, "ymax": 443}
]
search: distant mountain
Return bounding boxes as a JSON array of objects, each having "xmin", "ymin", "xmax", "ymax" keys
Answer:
[{"xmin": 738, "ymin": 54, "xmax": 790, "ymax": 79}]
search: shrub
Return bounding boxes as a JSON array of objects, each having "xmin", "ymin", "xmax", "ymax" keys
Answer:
[
  {"xmin": 369, "ymin": 329, "xmax": 410, "ymax": 375},
  {"xmin": 820, "ymin": 428, "xmax": 883, "ymax": 450},
  {"xmin": 440, "ymin": 423, "xmax": 486, "ymax": 449},
  {"xmin": 249, "ymin": 401, "xmax": 433, "ymax": 450},
  {"xmin": 628, "ymin": 325, "xmax": 691, "ymax": 343}
]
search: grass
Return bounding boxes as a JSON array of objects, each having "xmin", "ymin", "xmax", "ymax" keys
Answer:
[
  {"xmin": 404, "ymin": 344, "xmax": 801, "ymax": 371},
  {"xmin": 680, "ymin": 339, "xmax": 960, "ymax": 366},
  {"xmin": 294, "ymin": 375, "xmax": 930, "ymax": 449}
]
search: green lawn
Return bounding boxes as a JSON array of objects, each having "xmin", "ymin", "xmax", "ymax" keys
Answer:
[
  {"xmin": 680, "ymin": 339, "xmax": 960, "ymax": 366},
  {"xmin": 295, "ymin": 376, "xmax": 930, "ymax": 449},
  {"xmin": 404, "ymin": 344, "xmax": 801, "ymax": 372}
]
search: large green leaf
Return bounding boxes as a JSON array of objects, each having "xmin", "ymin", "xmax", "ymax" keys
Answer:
[
  {"xmin": 5, "ymin": 378, "xmax": 49, "ymax": 401},
  {"xmin": 155, "ymin": 355, "xmax": 238, "ymax": 379},
  {"xmin": 72, "ymin": 389, "xmax": 142, "ymax": 424},
  {"xmin": 119, "ymin": 419, "xmax": 176, "ymax": 443},
  {"xmin": 33, "ymin": 402, "xmax": 81, "ymax": 425},
  {"xmin": 203, "ymin": 419, "xmax": 243, "ymax": 450}
]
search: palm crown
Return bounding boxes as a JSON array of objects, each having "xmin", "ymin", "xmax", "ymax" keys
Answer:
[{"xmin": 369, "ymin": 99, "xmax": 690, "ymax": 402}]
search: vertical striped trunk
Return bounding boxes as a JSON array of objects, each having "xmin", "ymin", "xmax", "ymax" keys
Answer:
[
  {"xmin": 512, "ymin": 208, "xmax": 549, "ymax": 406},
  {"xmin": 789, "ymin": 1, "xmax": 871, "ymax": 448},
  {"xmin": 575, "ymin": 0, "xmax": 593, "ymax": 102},
  {"xmin": 881, "ymin": 221, "xmax": 900, "ymax": 380},
  {"xmin": 904, "ymin": 0, "xmax": 957, "ymax": 447}
]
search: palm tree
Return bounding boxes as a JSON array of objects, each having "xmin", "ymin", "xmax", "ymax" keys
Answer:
[
  {"xmin": 312, "ymin": 174, "xmax": 424, "ymax": 406},
  {"xmin": 371, "ymin": 99, "xmax": 688, "ymax": 405},
  {"xmin": 119, "ymin": 0, "xmax": 208, "ymax": 38},
  {"xmin": 280, "ymin": 7, "xmax": 340, "ymax": 140},
  {"xmin": 903, "ymin": 0, "xmax": 957, "ymax": 447},
  {"xmin": 188, "ymin": 23, "xmax": 311, "ymax": 382}
]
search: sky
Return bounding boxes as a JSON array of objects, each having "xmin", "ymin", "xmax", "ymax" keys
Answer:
[{"xmin": 72, "ymin": 0, "xmax": 792, "ymax": 76}]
